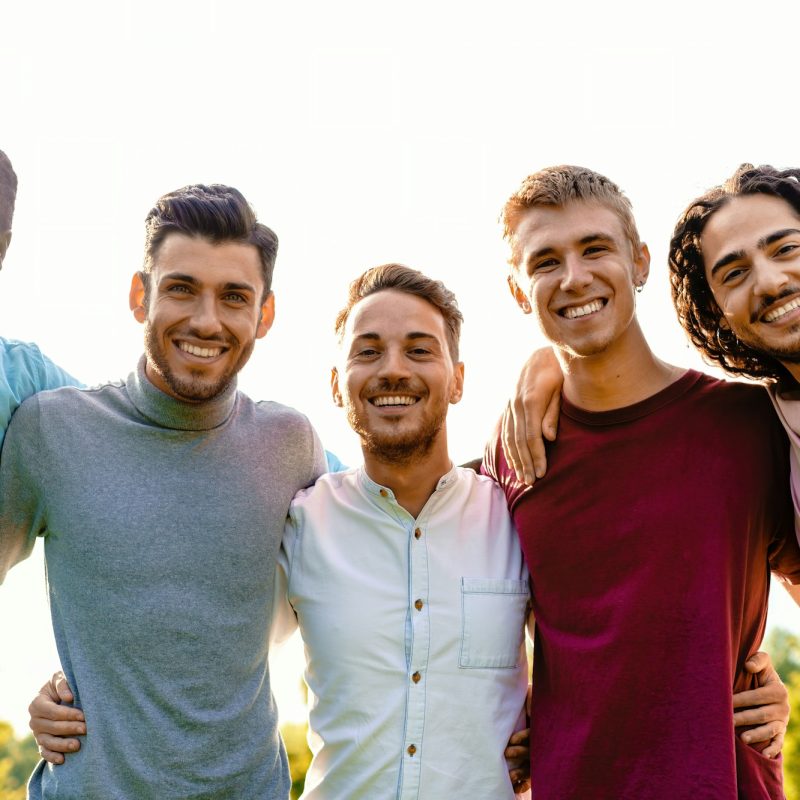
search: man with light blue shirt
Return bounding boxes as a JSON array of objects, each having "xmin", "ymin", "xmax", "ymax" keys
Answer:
[
  {"xmin": 0, "ymin": 148, "xmax": 78, "ymax": 446},
  {"xmin": 272, "ymin": 263, "xmax": 531, "ymax": 799}
]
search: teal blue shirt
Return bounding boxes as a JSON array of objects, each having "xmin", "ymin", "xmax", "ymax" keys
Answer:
[{"xmin": 0, "ymin": 337, "xmax": 79, "ymax": 447}]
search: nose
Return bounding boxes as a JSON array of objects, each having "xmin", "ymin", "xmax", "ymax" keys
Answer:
[
  {"xmin": 751, "ymin": 255, "xmax": 789, "ymax": 298},
  {"xmin": 377, "ymin": 346, "xmax": 411, "ymax": 381},
  {"xmin": 191, "ymin": 293, "xmax": 224, "ymax": 337},
  {"xmin": 560, "ymin": 253, "xmax": 593, "ymax": 293}
]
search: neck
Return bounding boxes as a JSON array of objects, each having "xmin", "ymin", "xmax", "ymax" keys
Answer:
[
  {"xmin": 362, "ymin": 433, "xmax": 452, "ymax": 518},
  {"xmin": 558, "ymin": 319, "xmax": 683, "ymax": 411}
]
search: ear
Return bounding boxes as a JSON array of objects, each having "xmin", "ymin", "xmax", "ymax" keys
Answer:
[
  {"xmin": 633, "ymin": 243, "xmax": 651, "ymax": 287},
  {"xmin": 507, "ymin": 274, "xmax": 532, "ymax": 314},
  {"xmin": 129, "ymin": 271, "xmax": 147, "ymax": 324},
  {"xmin": 449, "ymin": 361, "xmax": 465, "ymax": 405},
  {"xmin": 0, "ymin": 230, "xmax": 12, "ymax": 269},
  {"xmin": 255, "ymin": 292, "xmax": 276, "ymax": 339},
  {"xmin": 331, "ymin": 366, "xmax": 343, "ymax": 407},
  {"xmin": 718, "ymin": 316, "xmax": 730, "ymax": 330}
]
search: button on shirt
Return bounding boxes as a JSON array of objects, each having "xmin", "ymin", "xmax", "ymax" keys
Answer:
[{"xmin": 273, "ymin": 465, "xmax": 529, "ymax": 800}]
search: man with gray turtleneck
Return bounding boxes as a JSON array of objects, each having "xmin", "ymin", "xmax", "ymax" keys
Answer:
[{"xmin": 0, "ymin": 184, "xmax": 325, "ymax": 799}]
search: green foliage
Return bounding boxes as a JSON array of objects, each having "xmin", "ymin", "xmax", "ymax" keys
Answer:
[
  {"xmin": 0, "ymin": 721, "xmax": 39, "ymax": 800},
  {"xmin": 281, "ymin": 721, "xmax": 312, "ymax": 800},
  {"xmin": 764, "ymin": 627, "xmax": 800, "ymax": 683},
  {"xmin": 785, "ymin": 675, "xmax": 800, "ymax": 800}
]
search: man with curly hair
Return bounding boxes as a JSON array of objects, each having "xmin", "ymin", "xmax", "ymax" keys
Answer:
[{"xmin": 669, "ymin": 164, "xmax": 800, "ymax": 530}]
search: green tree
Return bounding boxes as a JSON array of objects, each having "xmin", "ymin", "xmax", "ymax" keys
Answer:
[
  {"xmin": 281, "ymin": 721, "xmax": 312, "ymax": 800},
  {"xmin": 0, "ymin": 721, "xmax": 40, "ymax": 800}
]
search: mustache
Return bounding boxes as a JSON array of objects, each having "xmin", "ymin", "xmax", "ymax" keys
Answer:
[
  {"xmin": 365, "ymin": 379, "xmax": 422, "ymax": 395},
  {"xmin": 750, "ymin": 286, "xmax": 800, "ymax": 324}
]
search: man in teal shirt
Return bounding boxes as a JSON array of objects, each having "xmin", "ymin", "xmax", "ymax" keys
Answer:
[{"xmin": 0, "ymin": 148, "xmax": 78, "ymax": 446}]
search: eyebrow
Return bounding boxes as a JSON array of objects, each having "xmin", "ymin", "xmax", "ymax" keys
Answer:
[
  {"xmin": 526, "ymin": 233, "xmax": 615, "ymax": 262},
  {"xmin": 352, "ymin": 331, "xmax": 439, "ymax": 342},
  {"xmin": 158, "ymin": 272, "xmax": 257, "ymax": 294},
  {"xmin": 710, "ymin": 228, "xmax": 800, "ymax": 277}
]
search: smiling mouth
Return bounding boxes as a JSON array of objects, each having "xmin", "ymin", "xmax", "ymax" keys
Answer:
[
  {"xmin": 762, "ymin": 297, "xmax": 800, "ymax": 323},
  {"xmin": 370, "ymin": 395, "xmax": 419, "ymax": 407},
  {"xmin": 178, "ymin": 342, "xmax": 225, "ymax": 358},
  {"xmin": 560, "ymin": 299, "xmax": 606, "ymax": 319}
]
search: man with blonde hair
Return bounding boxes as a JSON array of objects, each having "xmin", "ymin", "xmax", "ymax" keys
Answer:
[{"xmin": 485, "ymin": 165, "xmax": 800, "ymax": 798}]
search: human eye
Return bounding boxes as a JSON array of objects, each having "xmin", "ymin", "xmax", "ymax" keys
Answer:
[
  {"xmin": 529, "ymin": 258, "xmax": 558, "ymax": 276},
  {"xmin": 584, "ymin": 245, "xmax": 609, "ymax": 256},
  {"xmin": 720, "ymin": 266, "xmax": 747, "ymax": 285},
  {"xmin": 166, "ymin": 283, "xmax": 192, "ymax": 295},
  {"xmin": 222, "ymin": 291, "xmax": 248, "ymax": 304},
  {"xmin": 776, "ymin": 242, "xmax": 800, "ymax": 257}
]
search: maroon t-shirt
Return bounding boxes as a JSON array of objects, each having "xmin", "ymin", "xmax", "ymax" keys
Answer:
[{"xmin": 484, "ymin": 370, "xmax": 800, "ymax": 799}]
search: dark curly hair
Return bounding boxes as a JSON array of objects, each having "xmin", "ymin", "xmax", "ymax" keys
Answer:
[{"xmin": 669, "ymin": 164, "xmax": 800, "ymax": 382}]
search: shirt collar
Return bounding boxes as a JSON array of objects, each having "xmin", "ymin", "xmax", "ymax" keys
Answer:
[
  {"xmin": 358, "ymin": 462, "xmax": 460, "ymax": 502},
  {"xmin": 126, "ymin": 355, "xmax": 238, "ymax": 431}
]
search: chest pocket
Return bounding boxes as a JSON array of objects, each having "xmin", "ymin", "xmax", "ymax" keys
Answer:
[{"xmin": 459, "ymin": 577, "xmax": 528, "ymax": 669}]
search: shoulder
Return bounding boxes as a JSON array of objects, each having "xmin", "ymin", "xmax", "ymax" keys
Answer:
[
  {"xmin": 688, "ymin": 371, "xmax": 774, "ymax": 418},
  {"xmin": 290, "ymin": 468, "xmax": 359, "ymax": 511}
]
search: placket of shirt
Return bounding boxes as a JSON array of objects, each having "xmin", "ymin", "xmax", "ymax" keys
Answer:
[{"xmin": 398, "ymin": 497, "xmax": 435, "ymax": 800}]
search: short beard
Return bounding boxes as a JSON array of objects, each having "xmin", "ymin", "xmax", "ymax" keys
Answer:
[
  {"xmin": 347, "ymin": 405, "xmax": 445, "ymax": 467},
  {"xmin": 144, "ymin": 325, "xmax": 252, "ymax": 402}
]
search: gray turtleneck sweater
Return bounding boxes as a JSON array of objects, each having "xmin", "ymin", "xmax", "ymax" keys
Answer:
[{"xmin": 0, "ymin": 357, "xmax": 325, "ymax": 800}]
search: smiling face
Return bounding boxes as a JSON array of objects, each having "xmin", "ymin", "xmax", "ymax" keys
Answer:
[
  {"xmin": 332, "ymin": 289, "xmax": 464, "ymax": 465},
  {"xmin": 702, "ymin": 194, "xmax": 800, "ymax": 367},
  {"xmin": 130, "ymin": 232, "xmax": 274, "ymax": 402},
  {"xmin": 508, "ymin": 201, "xmax": 649, "ymax": 359}
]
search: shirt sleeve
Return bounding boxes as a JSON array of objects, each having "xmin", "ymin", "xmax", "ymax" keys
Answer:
[
  {"xmin": 0, "ymin": 396, "xmax": 48, "ymax": 583},
  {"xmin": 270, "ymin": 508, "xmax": 301, "ymax": 647},
  {"xmin": 34, "ymin": 346, "xmax": 82, "ymax": 392}
]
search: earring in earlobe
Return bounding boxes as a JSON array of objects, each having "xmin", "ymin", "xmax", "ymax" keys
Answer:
[
  {"xmin": 634, "ymin": 282, "xmax": 644, "ymax": 294},
  {"xmin": 521, "ymin": 299, "xmax": 532, "ymax": 313}
]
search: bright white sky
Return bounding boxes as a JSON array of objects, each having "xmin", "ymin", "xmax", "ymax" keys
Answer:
[{"xmin": 0, "ymin": 0, "xmax": 798, "ymax": 734}]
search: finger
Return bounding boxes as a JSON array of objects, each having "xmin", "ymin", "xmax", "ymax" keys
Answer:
[
  {"xmin": 53, "ymin": 672, "xmax": 75, "ymax": 703},
  {"xmin": 507, "ymin": 728, "xmax": 530, "ymax": 747},
  {"xmin": 733, "ymin": 685, "xmax": 787, "ymax": 709},
  {"xmin": 733, "ymin": 703, "xmax": 789, "ymax": 728},
  {"xmin": 513, "ymin": 777, "xmax": 531, "ymax": 795},
  {"xmin": 744, "ymin": 651, "xmax": 770, "ymax": 674},
  {"xmin": 29, "ymin": 696, "xmax": 85, "ymax": 723},
  {"xmin": 739, "ymin": 720, "xmax": 786, "ymax": 745},
  {"xmin": 761, "ymin": 732, "xmax": 785, "ymax": 759},
  {"xmin": 504, "ymin": 745, "xmax": 529, "ymax": 761},
  {"xmin": 35, "ymin": 732, "xmax": 82, "ymax": 754},
  {"xmin": 542, "ymin": 389, "xmax": 561, "ymax": 441},
  {"xmin": 30, "ymin": 717, "xmax": 86, "ymax": 737},
  {"xmin": 511, "ymin": 399, "xmax": 536, "ymax": 485},
  {"xmin": 501, "ymin": 405, "xmax": 522, "ymax": 482},
  {"xmin": 38, "ymin": 745, "xmax": 67, "ymax": 765}
]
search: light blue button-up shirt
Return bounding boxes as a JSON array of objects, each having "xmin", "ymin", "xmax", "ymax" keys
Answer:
[
  {"xmin": 274, "ymin": 465, "xmax": 530, "ymax": 799},
  {"xmin": 0, "ymin": 337, "xmax": 79, "ymax": 448}
]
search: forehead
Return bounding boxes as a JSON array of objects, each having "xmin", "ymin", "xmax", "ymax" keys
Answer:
[
  {"xmin": 344, "ymin": 289, "xmax": 449, "ymax": 342},
  {"xmin": 701, "ymin": 194, "xmax": 800, "ymax": 268},
  {"xmin": 151, "ymin": 232, "xmax": 264, "ymax": 290},
  {"xmin": 514, "ymin": 201, "xmax": 629, "ymax": 257}
]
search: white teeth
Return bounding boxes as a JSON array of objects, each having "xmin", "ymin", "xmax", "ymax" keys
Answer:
[
  {"xmin": 764, "ymin": 297, "xmax": 800, "ymax": 322},
  {"xmin": 179, "ymin": 342, "xmax": 223, "ymax": 358},
  {"xmin": 372, "ymin": 396, "xmax": 417, "ymax": 407},
  {"xmin": 562, "ymin": 299, "xmax": 604, "ymax": 319}
]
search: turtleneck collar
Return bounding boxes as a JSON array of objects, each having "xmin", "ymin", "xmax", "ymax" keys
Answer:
[{"xmin": 126, "ymin": 355, "xmax": 238, "ymax": 431}]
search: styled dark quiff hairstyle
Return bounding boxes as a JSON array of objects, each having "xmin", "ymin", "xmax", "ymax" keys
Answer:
[
  {"xmin": 142, "ymin": 184, "xmax": 278, "ymax": 301},
  {"xmin": 669, "ymin": 164, "xmax": 800, "ymax": 382},
  {"xmin": 501, "ymin": 165, "xmax": 642, "ymax": 267},
  {"xmin": 334, "ymin": 263, "xmax": 464, "ymax": 362},
  {"xmin": 0, "ymin": 149, "xmax": 18, "ymax": 232}
]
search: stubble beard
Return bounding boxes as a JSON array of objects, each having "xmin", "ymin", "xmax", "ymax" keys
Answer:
[
  {"xmin": 144, "ymin": 325, "xmax": 254, "ymax": 402},
  {"xmin": 347, "ymin": 402, "xmax": 446, "ymax": 466}
]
